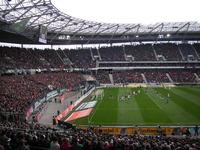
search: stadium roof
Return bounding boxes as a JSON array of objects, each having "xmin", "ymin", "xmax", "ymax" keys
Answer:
[{"xmin": 0, "ymin": 0, "xmax": 200, "ymax": 45}]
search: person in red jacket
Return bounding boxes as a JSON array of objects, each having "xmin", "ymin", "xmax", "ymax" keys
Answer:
[{"xmin": 60, "ymin": 138, "xmax": 72, "ymax": 150}]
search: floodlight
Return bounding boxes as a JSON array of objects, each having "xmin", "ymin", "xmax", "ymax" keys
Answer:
[{"xmin": 166, "ymin": 34, "xmax": 171, "ymax": 37}]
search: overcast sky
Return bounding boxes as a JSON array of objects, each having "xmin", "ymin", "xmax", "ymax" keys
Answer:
[{"xmin": 51, "ymin": 0, "xmax": 200, "ymax": 24}]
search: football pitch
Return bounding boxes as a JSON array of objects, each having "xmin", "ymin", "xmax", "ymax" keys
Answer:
[{"xmin": 67, "ymin": 86, "xmax": 200, "ymax": 126}]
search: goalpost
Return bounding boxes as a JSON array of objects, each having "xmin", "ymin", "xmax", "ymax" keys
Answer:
[
  {"xmin": 95, "ymin": 89, "xmax": 104, "ymax": 101},
  {"xmin": 101, "ymin": 89, "xmax": 104, "ymax": 100}
]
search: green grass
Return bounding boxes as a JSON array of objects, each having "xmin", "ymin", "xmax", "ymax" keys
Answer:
[{"xmin": 68, "ymin": 87, "xmax": 200, "ymax": 126}]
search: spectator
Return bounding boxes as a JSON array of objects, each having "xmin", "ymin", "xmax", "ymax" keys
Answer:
[
  {"xmin": 60, "ymin": 138, "xmax": 72, "ymax": 150},
  {"xmin": 0, "ymin": 145, "xmax": 4, "ymax": 150},
  {"xmin": 50, "ymin": 137, "xmax": 60, "ymax": 150},
  {"xmin": 194, "ymin": 125, "xmax": 199, "ymax": 136}
]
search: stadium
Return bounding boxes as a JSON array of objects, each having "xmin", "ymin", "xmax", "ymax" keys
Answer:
[{"xmin": 0, "ymin": 0, "xmax": 200, "ymax": 149}]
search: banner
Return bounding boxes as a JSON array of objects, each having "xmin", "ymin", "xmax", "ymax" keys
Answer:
[
  {"xmin": 127, "ymin": 127, "xmax": 174, "ymax": 135},
  {"xmin": 56, "ymin": 87, "xmax": 96, "ymax": 123},
  {"xmin": 46, "ymin": 90, "xmax": 58, "ymax": 100},
  {"xmin": 39, "ymin": 25, "xmax": 47, "ymax": 43},
  {"xmin": 34, "ymin": 97, "xmax": 46, "ymax": 110},
  {"xmin": 56, "ymin": 105, "xmax": 74, "ymax": 123},
  {"xmin": 92, "ymin": 128, "xmax": 121, "ymax": 135},
  {"xmin": 80, "ymin": 127, "xmax": 175, "ymax": 136}
]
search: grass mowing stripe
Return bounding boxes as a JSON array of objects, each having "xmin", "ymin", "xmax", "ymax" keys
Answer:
[
  {"xmin": 155, "ymin": 88, "xmax": 199, "ymax": 125},
  {"xmin": 145, "ymin": 88, "xmax": 168, "ymax": 110},
  {"xmin": 117, "ymin": 88, "xmax": 144, "ymax": 125},
  {"xmin": 88, "ymin": 97, "xmax": 103, "ymax": 124},
  {"xmin": 91, "ymin": 88, "xmax": 119, "ymax": 124},
  {"xmin": 135, "ymin": 88, "xmax": 171, "ymax": 125},
  {"xmin": 185, "ymin": 87, "xmax": 200, "ymax": 93},
  {"xmin": 164, "ymin": 88, "xmax": 200, "ymax": 121},
  {"xmin": 181, "ymin": 86, "xmax": 200, "ymax": 96},
  {"xmin": 117, "ymin": 88, "xmax": 132, "ymax": 124},
  {"xmin": 178, "ymin": 87, "xmax": 200, "ymax": 104},
  {"xmin": 171, "ymin": 88, "xmax": 200, "ymax": 107},
  {"xmin": 145, "ymin": 88, "xmax": 174, "ymax": 121},
  {"xmin": 145, "ymin": 88, "xmax": 172, "ymax": 123}
]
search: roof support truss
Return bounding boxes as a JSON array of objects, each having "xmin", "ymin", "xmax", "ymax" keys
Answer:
[
  {"xmin": 13, "ymin": 0, "xmax": 43, "ymax": 23},
  {"xmin": 120, "ymin": 24, "xmax": 140, "ymax": 36},
  {"xmin": 175, "ymin": 22, "xmax": 190, "ymax": 34},
  {"xmin": 24, "ymin": 8, "xmax": 51, "ymax": 29},
  {"xmin": 49, "ymin": 20, "xmax": 72, "ymax": 42},
  {"xmin": 148, "ymin": 23, "xmax": 164, "ymax": 34},
  {"xmin": 94, "ymin": 24, "xmax": 119, "ymax": 37},
  {"xmin": 86, "ymin": 24, "xmax": 102, "ymax": 44},
  {"xmin": 107, "ymin": 25, "xmax": 119, "ymax": 43},
  {"xmin": 3, "ymin": 0, "xmax": 26, "ymax": 16}
]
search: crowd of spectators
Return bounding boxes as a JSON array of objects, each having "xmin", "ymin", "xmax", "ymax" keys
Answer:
[
  {"xmin": 0, "ymin": 72, "xmax": 84, "ymax": 115},
  {"xmin": 31, "ymin": 49, "xmax": 64, "ymax": 68},
  {"xmin": 0, "ymin": 75, "xmax": 48, "ymax": 114},
  {"xmin": 25, "ymin": 72, "xmax": 84, "ymax": 91},
  {"xmin": 153, "ymin": 43, "xmax": 183, "ymax": 61},
  {"xmin": 1, "ymin": 44, "xmax": 200, "ymax": 70},
  {"xmin": 64, "ymin": 49, "xmax": 95, "ymax": 68},
  {"xmin": 144, "ymin": 71, "xmax": 170, "ymax": 83},
  {"xmin": 112, "ymin": 71, "xmax": 144, "ymax": 83},
  {"xmin": 178, "ymin": 44, "xmax": 198, "ymax": 61},
  {"xmin": 0, "ymin": 121, "xmax": 55, "ymax": 150},
  {"xmin": 94, "ymin": 71, "xmax": 111, "ymax": 84},
  {"xmin": 0, "ymin": 47, "xmax": 41, "ymax": 69},
  {"xmin": 99, "ymin": 46, "xmax": 125, "ymax": 61},
  {"xmin": 125, "ymin": 44, "xmax": 156, "ymax": 61},
  {"xmin": 0, "ymin": 123, "xmax": 200, "ymax": 150},
  {"xmin": 193, "ymin": 43, "xmax": 200, "ymax": 59},
  {"xmin": 169, "ymin": 71, "xmax": 197, "ymax": 83},
  {"xmin": 95, "ymin": 70, "xmax": 198, "ymax": 84}
]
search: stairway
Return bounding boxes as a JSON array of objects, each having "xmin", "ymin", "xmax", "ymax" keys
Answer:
[
  {"xmin": 141, "ymin": 73, "xmax": 147, "ymax": 83},
  {"xmin": 55, "ymin": 51, "xmax": 65, "ymax": 65},
  {"xmin": 151, "ymin": 45, "xmax": 158, "ymax": 61},
  {"xmin": 177, "ymin": 45, "xmax": 185, "ymax": 61},
  {"xmin": 166, "ymin": 73, "xmax": 173, "ymax": 83},
  {"xmin": 109, "ymin": 73, "xmax": 114, "ymax": 84},
  {"xmin": 194, "ymin": 73, "xmax": 200, "ymax": 83},
  {"xmin": 62, "ymin": 51, "xmax": 73, "ymax": 68},
  {"xmin": 97, "ymin": 48, "xmax": 102, "ymax": 60},
  {"xmin": 191, "ymin": 45, "xmax": 200, "ymax": 60},
  {"xmin": 90, "ymin": 48, "xmax": 95, "ymax": 61},
  {"xmin": 123, "ymin": 45, "xmax": 127, "ymax": 60}
]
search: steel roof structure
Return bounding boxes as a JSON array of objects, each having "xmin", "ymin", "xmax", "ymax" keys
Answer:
[{"xmin": 0, "ymin": 0, "xmax": 200, "ymax": 44}]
